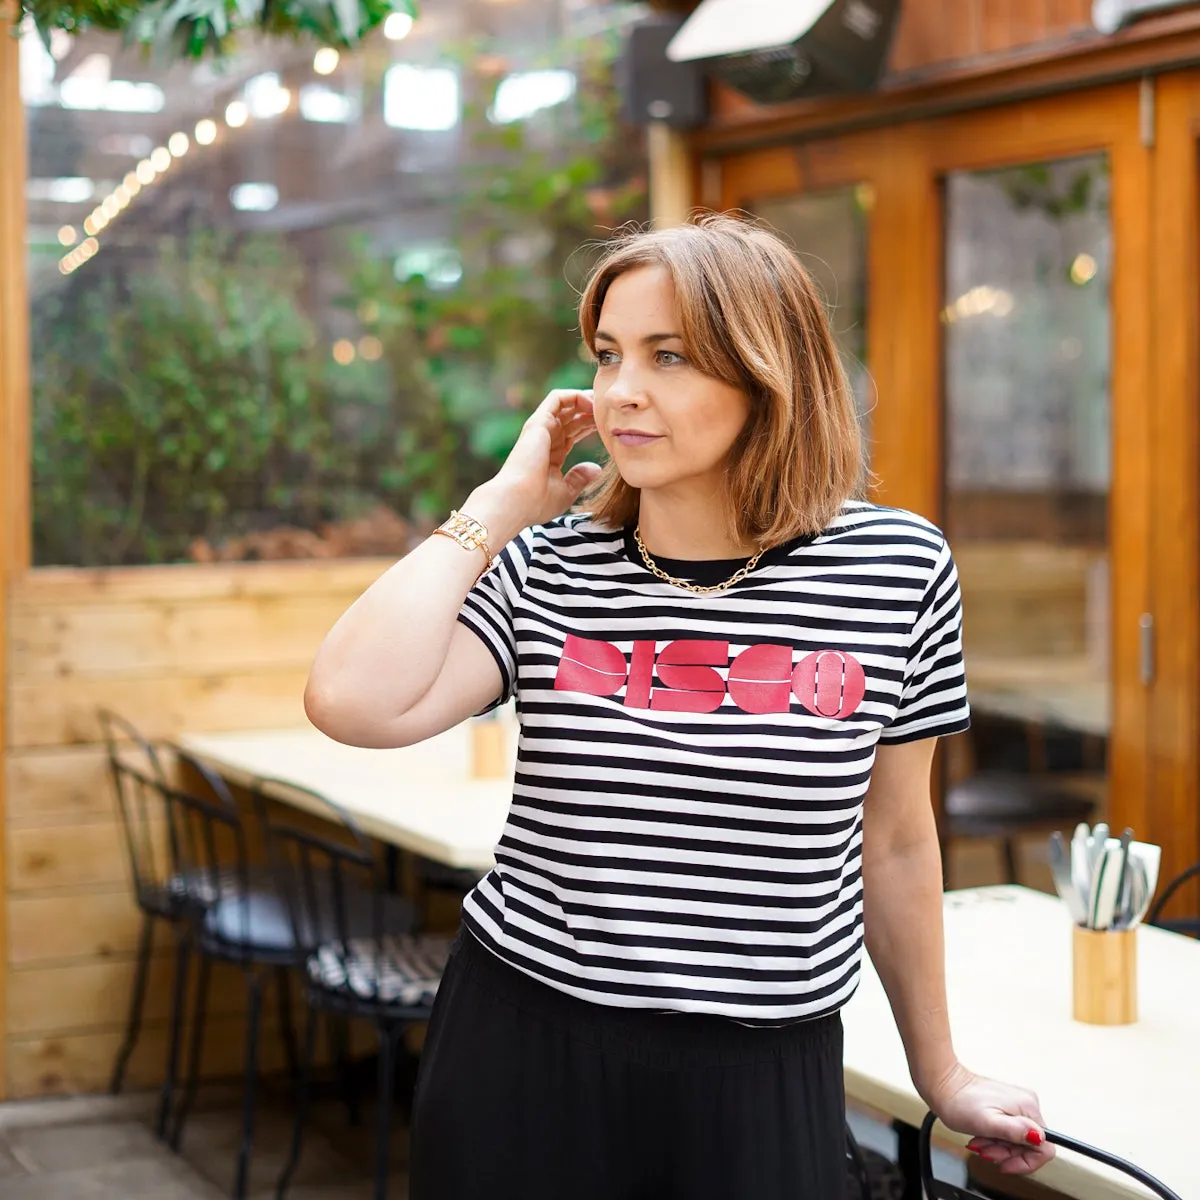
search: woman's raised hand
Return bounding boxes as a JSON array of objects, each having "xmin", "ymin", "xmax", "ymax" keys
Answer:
[{"xmin": 468, "ymin": 389, "xmax": 601, "ymax": 544}]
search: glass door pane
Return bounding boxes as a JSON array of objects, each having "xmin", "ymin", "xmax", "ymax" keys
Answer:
[
  {"xmin": 754, "ymin": 187, "xmax": 873, "ymax": 440},
  {"xmin": 943, "ymin": 155, "xmax": 1111, "ymax": 886}
]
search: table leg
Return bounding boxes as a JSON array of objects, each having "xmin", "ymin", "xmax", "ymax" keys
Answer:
[{"xmin": 893, "ymin": 1119, "xmax": 922, "ymax": 1200}]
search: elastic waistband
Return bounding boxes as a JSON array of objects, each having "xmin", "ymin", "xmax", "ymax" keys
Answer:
[{"xmin": 452, "ymin": 927, "xmax": 843, "ymax": 1070}]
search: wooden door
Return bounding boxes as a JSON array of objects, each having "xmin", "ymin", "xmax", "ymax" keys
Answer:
[{"xmin": 713, "ymin": 81, "xmax": 1200, "ymax": 892}]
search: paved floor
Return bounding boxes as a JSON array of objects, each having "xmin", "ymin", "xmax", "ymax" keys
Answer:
[
  {"xmin": 0, "ymin": 1083, "xmax": 408, "ymax": 1199},
  {"xmin": 0, "ymin": 1084, "xmax": 960, "ymax": 1200}
]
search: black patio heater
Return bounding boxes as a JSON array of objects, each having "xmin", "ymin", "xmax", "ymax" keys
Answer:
[{"xmin": 665, "ymin": 0, "xmax": 902, "ymax": 106}]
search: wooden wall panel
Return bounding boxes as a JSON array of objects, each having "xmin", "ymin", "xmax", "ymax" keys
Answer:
[
  {"xmin": 7, "ymin": 817, "xmax": 163, "ymax": 892},
  {"xmin": 10, "ymin": 595, "xmax": 364, "ymax": 680},
  {"xmin": 888, "ymin": 0, "xmax": 1093, "ymax": 75},
  {"xmin": 8, "ymin": 956, "xmax": 251, "ymax": 1037},
  {"xmin": 8, "ymin": 890, "xmax": 165, "ymax": 965},
  {"xmin": 7, "ymin": 747, "xmax": 113, "ymax": 823},
  {"xmin": 4, "ymin": 558, "xmax": 384, "ymax": 1097},
  {"xmin": 10, "ymin": 670, "xmax": 311, "ymax": 748},
  {"xmin": 8, "ymin": 1014, "xmax": 295, "ymax": 1098}
]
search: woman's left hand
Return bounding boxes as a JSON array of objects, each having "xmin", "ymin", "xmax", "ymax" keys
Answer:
[{"xmin": 928, "ymin": 1062, "xmax": 1055, "ymax": 1175}]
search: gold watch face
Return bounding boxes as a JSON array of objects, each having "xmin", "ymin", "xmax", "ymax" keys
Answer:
[{"xmin": 443, "ymin": 513, "xmax": 487, "ymax": 550}]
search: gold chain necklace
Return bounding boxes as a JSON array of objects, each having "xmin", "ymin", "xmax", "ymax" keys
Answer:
[{"xmin": 633, "ymin": 527, "xmax": 767, "ymax": 596}]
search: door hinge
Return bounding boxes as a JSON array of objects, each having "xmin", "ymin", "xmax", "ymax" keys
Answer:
[
  {"xmin": 1139, "ymin": 75, "xmax": 1156, "ymax": 148},
  {"xmin": 1139, "ymin": 613, "xmax": 1155, "ymax": 685}
]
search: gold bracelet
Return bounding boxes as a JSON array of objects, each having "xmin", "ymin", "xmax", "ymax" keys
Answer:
[{"xmin": 433, "ymin": 509, "xmax": 495, "ymax": 580}]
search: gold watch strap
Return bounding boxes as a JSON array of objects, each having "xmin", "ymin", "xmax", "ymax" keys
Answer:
[{"xmin": 434, "ymin": 509, "xmax": 495, "ymax": 579}]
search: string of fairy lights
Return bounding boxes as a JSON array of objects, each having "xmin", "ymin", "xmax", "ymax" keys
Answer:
[
  {"xmin": 58, "ymin": 109, "xmax": 243, "ymax": 275},
  {"xmin": 56, "ymin": 11, "xmax": 417, "ymax": 278}
]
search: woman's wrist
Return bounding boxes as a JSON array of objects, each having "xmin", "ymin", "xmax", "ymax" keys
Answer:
[
  {"xmin": 915, "ymin": 1056, "xmax": 971, "ymax": 1111},
  {"xmin": 461, "ymin": 482, "xmax": 535, "ymax": 551}
]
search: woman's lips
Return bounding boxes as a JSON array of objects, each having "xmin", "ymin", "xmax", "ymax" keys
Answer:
[{"xmin": 613, "ymin": 432, "xmax": 663, "ymax": 447}]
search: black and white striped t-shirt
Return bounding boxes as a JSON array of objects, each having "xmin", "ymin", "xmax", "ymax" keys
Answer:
[{"xmin": 456, "ymin": 501, "xmax": 970, "ymax": 1023}]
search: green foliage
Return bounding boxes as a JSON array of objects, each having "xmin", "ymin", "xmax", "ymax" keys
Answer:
[
  {"xmin": 336, "ymin": 32, "xmax": 645, "ymax": 519},
  {"xmin": 31, "ymin": 31, "xmax": 646, "ymax": 565},
  {"xmin": 32, "ymin": 234, "xmax": 413, "ymax": 564},
  {"xmin": 18, "ymin": 0, "xmax": 415, "ymax": 60}
]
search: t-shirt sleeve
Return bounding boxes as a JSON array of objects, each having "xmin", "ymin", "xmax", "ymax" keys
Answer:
[
  {"xmin": 880, "ymin": 536, "xmax": 972, "ymax": 744},
  {"xmin": 456, "ymin": 527, "xmax": 535, "ymax": 708}
]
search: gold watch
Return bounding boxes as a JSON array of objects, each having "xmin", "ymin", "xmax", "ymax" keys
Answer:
[{"xmin": 433, "ymin": 510, "xmax": 495, "ymax": 580}]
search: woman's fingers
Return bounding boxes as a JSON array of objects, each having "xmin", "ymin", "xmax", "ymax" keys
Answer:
[
  {"xmin": 548, "ymin": 413, "xmax": 597, "ymax": 456},
  {"xmin": 967, "ymin": 1138, "xmax": 1053, "ymax": 1174},
  {"xmin": 563, "ymin": 416, "xmax": 598, "ymax": 446},
  {"xmin": 529, "ymin": 388, "xmax": 593, "ymax": 427}
]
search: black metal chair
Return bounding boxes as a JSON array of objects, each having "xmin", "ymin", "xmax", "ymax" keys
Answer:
[
  {"xmin": 253, "ymin": 779, "xmax": 452, "ymax": 1200},
  {"xmin": 918, "ymin": 1111, "xmax": 1183, "ymax": 1200},
  {"xmin": 1147, "ymin": 861, "xmax": 1200, "ymax": 937},
  {"xmin": 100, "ymin": 709, "xmax": 195, "ymax": 1137},
  {"xmin": 845, "ymin": 1125, "xmax": 904, "ymax": 1199},
  {"xmin": 944, "ymin": 771, "xmax": 1096, "ymax": 883},
  {"xmin": 162, "ymin": 753, "xmax": 420, "ymax": 1199},
  {"xmin": 943, "ymin": 726, "xmax": 1097, "ymax": 884}
]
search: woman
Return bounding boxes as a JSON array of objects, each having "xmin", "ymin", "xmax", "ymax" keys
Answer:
[{"xmin": 305, "ymin": 215, "xmax": 1053, "ymax": 1199}]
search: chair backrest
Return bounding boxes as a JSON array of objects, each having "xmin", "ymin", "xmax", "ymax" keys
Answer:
[
  {"xmin": 157, "ymin": 753, "xmax": 256, "ymax": 944},
  {"xmin": 98, "ymin": 708, "xmax": 171, "ymax": 906},
  {"xmin": 252, "ymin": 778, "xmax": 393, "ymax": 1002},
  {"xmin": 918, "ymin": 1112, "xmax": 1183, "ymax": 1200},
  {"xmin": 1147, "ymin": 862, "xmax": 1200, "ymax": 937}
]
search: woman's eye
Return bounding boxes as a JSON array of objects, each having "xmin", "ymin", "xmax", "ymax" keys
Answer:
[
  {"xmin": 656, "ymin": 350, "xmax": 685, "ymax": 366},
  {"xmin": 595, "ymin": 350, "xmax": 618, "ymax": 367}
]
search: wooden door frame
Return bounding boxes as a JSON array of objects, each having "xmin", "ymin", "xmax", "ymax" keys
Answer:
[
  {"xmin": 711, "ymin": 81, "xmax": 1200, "ymax": 885},
  {"xmin": 0, "ymin": 7, "xmax": 32, "ymax": 1102},
  {"xmin": 1147, "ymin": 73, "xmax": 1200, "ymax": 911}
]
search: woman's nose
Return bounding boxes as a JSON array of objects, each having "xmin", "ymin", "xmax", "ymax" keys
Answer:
[{"xmin": 604, "ymin": 369, "xmax": 648, "ymax": 408}]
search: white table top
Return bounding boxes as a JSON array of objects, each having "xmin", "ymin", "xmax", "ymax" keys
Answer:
[
  {"xmin": 844, "ymin": 886, "xmax": 1199, "ymax": 1199},
  {"xmin": 178, "ymin": 724, "xmax": 515, "ymax": 870}
]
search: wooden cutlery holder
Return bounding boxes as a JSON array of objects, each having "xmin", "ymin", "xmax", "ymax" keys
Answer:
[{"xmin": 1072, "ymin": 926, "xmax": 1138, "ymax": 1025}]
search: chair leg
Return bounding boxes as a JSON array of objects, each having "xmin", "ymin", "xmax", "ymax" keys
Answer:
[
  {"xmin": 156, "ymin": 930, "xmax": 192, "ymax": 1140},
  {"xmin": 169, "ymin": 951, "xmax": 212, "ymax": 1151},
  {"xmin": 275, "ymin": 1002, "xmax": 320, "ymax": 1199},
  {"xmin": 330, "ymin": 1012, "xmax": 362, "ymax": 1127},
  {"xmin": 275, "ymin": 966, "xmax": 299, "ymax": 1082},
  {"xmin": 233, "ymin": 970, "xmax": 266, "ymax": 1200},
  {"xmin": 373, "ymin": 1023, "xmax": 400, "ymax": 1200},
  {"xmin": 109, "ymin": 912, "xmax": 156, "ymax": 1095},
  {"xmin": 1002, "ymin": 838, "xmax": 1020, "ymax": 885}
]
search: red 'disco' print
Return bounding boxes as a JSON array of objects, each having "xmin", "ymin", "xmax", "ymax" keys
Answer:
[{"xmin": 553, "ymin": 635, "xmax": 867, "ymax": 718}]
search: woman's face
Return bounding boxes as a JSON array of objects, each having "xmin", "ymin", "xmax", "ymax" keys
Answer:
[{"xmin": 592, "ymin": 265, "xmax": 751, "ymax": 498}]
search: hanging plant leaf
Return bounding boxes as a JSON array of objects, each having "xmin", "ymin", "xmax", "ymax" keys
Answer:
[{"xmin": 17, "ymin": 0, "xmax": 417, "ymax": 60}]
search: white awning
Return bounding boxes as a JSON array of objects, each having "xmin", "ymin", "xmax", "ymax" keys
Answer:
[{"xmin": 665, "ymin": 0, "xmax": 836, "ymax": 63}]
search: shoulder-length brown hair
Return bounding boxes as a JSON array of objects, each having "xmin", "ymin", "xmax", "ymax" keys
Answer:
[{"xmin": 577, "ymin": 213, "xmax": 864, "ymax": 546}]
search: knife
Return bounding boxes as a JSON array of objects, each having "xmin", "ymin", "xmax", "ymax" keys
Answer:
[
  {"xmin": 1089, "ymin": 822, "xmax": 1110, "ymax": 878},
  {"xmin": 1071, "ymin": 823, "xmax": 1091, "ymax": 905},
  {"xmin": 1049, "ymin": 831, "xmax": 1087, "ymax": 926},
  {"xmin": 1089, "ymin": 844, "xmax": 1125, "ymax": 931},
  {"xmin": 1112, "ymin": 828, "xmax": 1133, "ymax": 928}
]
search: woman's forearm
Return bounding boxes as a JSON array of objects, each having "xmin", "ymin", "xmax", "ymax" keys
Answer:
[
  {"xmin": 304, "ymin": 484, "xmax": 528, "ymax": 739},
  {"xmin": 862, "ymin": 831, "xmax": 960, "ymax": 1103}
]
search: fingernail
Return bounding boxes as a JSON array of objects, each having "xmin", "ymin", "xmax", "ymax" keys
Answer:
[{"xmin": 1026, "ymin": 1130, "xmax": 1043, "ymax": 1147}]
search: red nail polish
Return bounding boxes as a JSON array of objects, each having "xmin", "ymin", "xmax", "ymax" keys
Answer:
[{"xmin": 1026, "ymin": 1130, "xmax": 1043, "ymax": 1147}]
